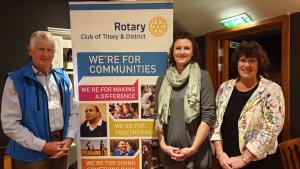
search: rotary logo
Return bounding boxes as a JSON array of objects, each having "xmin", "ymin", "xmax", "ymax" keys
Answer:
[{"xmin": 148, "ymin": 17, "xmax": 168, "ymax": 37}]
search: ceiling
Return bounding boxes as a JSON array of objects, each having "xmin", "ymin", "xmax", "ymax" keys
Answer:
[{"xmin": 172, "ymin": 0, "xmax": 300, "ymax": 36}]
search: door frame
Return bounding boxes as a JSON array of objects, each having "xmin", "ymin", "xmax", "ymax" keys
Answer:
[{"xmin": 205, "ymin": 15, "xmax": 290, "ymax": 140}]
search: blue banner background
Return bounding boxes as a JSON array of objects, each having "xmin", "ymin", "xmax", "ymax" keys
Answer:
[{"xmin": 77, "ymin": 52, "xmax": 168, "ymax": 81}]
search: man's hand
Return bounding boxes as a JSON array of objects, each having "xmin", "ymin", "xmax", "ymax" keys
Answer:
[
  {"xmin": 50, "ymin": 138, "xmax": 74, "ymax": 159},
  {"xmin": 43, "ymin": 138, "xmax": 74, "ymax": 159},
  {"xmin": 62, "ymin": 138, "xmax": 74, "ymax": 149},
  {"xmin": 42, "ymin": 141, "xmax": 68, "ymax": 156}
]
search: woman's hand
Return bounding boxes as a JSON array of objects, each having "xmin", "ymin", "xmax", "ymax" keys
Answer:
[
  {"xmin": 229, "ymin": 155, "xmax": 248, "ymax": 169},
  {"xmin": 174, "ymin": 147, "xmax": 195, "ymax": 161},
  {"xmin": 160, "ymin": 144, "xmax": 183, "ymax": 161},
  {"xmin": 218, "ymin": 152, "xmax": 233, "ymax": 169}
]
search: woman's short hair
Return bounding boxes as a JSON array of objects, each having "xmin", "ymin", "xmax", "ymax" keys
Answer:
[
  {"xmin": 231, "ymin": 41, "xmax": 270, "ymax": 79},
  {"xmin": 168, "ymin": 32, "xmax": 200, "ymax": 66}
]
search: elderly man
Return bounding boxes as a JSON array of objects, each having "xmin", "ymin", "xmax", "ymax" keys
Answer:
[
  {"xmin": 1, "ymin": 31, "xmax": 79, "ymax": 169},
  {"xmin": 80, "ymin": 104, "xmax": 107, "ymax": 137}
]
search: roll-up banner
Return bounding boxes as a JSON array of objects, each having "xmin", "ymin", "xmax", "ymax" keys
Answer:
[{"xmin": 69, "ymin": 1, "xmax": 173, "ymax": 169}]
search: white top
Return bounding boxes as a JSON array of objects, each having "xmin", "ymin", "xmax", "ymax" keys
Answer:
[{"xmin": 86, "ymin": 119, "xmax": 103, "ymax": 131}]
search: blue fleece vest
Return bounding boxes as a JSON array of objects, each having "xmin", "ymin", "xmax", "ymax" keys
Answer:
[{"xmin": 6, "ymin": 62, "xmax": 71, "ymax": 162}]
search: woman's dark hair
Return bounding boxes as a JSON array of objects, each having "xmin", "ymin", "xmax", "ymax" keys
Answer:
[
  {"xmin": 231, "ymin": 41, "xmax": 270, "ymax": 79},
  {"xmin": 130, "ymin": 103, "xmax": 138, "ymax": 111},
  {"xmin": 168, "ymin": 32, "xmax": 200, "ymax": 66}
]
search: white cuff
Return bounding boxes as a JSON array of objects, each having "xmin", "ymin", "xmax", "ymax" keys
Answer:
[{"xmin": 32, "ymin": 138, "xmax": 47, "ymax": 152}]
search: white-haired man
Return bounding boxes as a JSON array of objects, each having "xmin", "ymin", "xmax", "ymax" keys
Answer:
[{"xmin": 1, "ymin": 31, "xmax": 78, "ymax": 169}]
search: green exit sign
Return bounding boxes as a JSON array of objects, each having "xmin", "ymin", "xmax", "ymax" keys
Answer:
[{"xmin": 220, "ymin": 13, "xmax": 252, "ymax": 28}]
